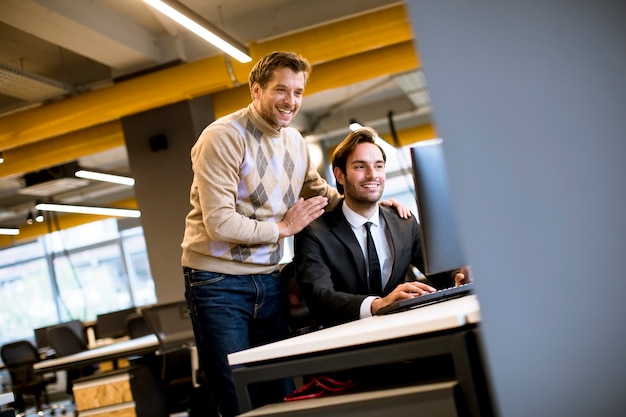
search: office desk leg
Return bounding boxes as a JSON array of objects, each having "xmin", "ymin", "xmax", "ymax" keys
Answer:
[{"xmin": 232, "ymin": 328, "xmax": 493, "ymax": 416}]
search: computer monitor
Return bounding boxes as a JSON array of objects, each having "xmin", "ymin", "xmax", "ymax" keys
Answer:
[
  {"xmin": 410, "ymin": 139, "xmax": 466, "ymax": 275},
  {"xmin": 95, "ymin": 307, "xmax": 137, "ymax": 339},
  {"xmin": 34, "ymin": 319, "xmax": 86, "ymax": 349},
  {"xmin": 34, "ymin": 326, "xmax": 51, "ymax": 350}
]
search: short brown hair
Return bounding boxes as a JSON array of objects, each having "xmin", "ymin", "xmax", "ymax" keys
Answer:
[
  {"xmin": 248, "ymin": 51, "xmax": 312, "ymax": 92},
  {"xmin": 332, "ymin": 127, "xmax": 386, "ymax": 194}
]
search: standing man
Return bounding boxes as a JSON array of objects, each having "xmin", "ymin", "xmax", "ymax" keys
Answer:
[
  {"xmin": 294, "ymin": 127, "xmax": 468, "ymax": 327},
  {"xmin": 181, "ymin": 52, "xmax": 409, "ymax": 416}
]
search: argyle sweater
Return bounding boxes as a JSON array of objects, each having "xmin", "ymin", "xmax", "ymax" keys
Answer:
[{"xmin": 181, "ymin": 104, "xmax": 341, "ymax": 275}]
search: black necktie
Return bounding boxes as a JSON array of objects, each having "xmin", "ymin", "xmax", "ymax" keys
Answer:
[{"xmin": 364, "ymin": 222, "xmax": 382, "ymax": 295}]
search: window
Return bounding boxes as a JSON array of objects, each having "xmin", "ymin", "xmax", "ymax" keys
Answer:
[{"xmin": 0, "ymin": 219, "xmax": 157, "ymax": 347}]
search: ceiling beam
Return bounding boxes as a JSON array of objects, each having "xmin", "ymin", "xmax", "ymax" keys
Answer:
[
  {"xmin": 0, "ymin": 4, "xmax": 412, "ymax": 151},
  {"xmin": 0, "ymin": 121, "xmax": 125, "ymax": 178}
]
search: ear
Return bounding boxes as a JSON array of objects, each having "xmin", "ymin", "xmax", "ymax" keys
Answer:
[
  {"xmin": 251, "ymin": 82, "xmax": 261, "ymax": 99},
  {"xmin": 333, "ymin": 167, "xmax": 345, "ymax": 187}
]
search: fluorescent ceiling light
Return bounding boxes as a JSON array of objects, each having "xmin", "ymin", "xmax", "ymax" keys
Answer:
[
  {"xmin": 143, "ymin": 0, "xmax": 252, "ymax": 63},
  {"xmin": 75, "ymin": 170, "xmax": 135, "ymax": 186},
  {"xmin": 36, "ymin": 203, "xmax": 141, "ymax": 218},
  {"xmin": 0, "ymin": 227, "xmax": 20, "ymax": 236},
  {"xmin": 349, "ymin": 120, "xmax": 363, "ymax": 131},
  {"xmin": 349, "ymin": 120, "xmax": 396, "ymax": 155}
]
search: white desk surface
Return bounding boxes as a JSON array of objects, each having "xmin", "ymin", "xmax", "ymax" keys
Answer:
[
  {"xmin": 33, "ymin": 334, "xmax": 158, "ymax": 371},
  {"xmin": 228, "ymin": 295, "xmax": 480, "ymax": 366}
]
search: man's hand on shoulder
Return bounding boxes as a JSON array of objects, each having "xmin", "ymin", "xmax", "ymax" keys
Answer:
[
  {"xmin": 278, "ymin": 196, "xmax": 328, "ymax": 238},
  {"xmin": 379, "ymin": 198, "xmax": 411, "ymax": 219}
]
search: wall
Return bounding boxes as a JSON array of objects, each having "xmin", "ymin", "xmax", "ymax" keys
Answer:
[
  {"xmin": 407, "ymin": 1, "xmax": 626, "ymax": 416},
  {"xmin": 122, "ymin": 96, "xmax": 215, "ymax": 303}
]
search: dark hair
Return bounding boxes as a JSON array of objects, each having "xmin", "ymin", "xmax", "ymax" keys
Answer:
[
  {"xmin": 331, "ymin": 127, "xmax": 386, "ymax": 194},
  {"xmin": 248, "ymin": 51, "xmax": 312, "ymax": 92}
]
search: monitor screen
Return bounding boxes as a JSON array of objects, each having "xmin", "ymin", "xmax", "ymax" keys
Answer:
[
  {"xmin": 410, "ymin": 139, "xmax": 466, "ymax": 275},
  {"xmin": 34, "ymin": 326, "xmax": 51, "ymax": 349},
  {"xmin": 34, "ymin": 319, "xmax": 85, "ymax": 349},
  {"xmin": 95, "ymin": 307, "xmax": 137, "ymax": 339}
]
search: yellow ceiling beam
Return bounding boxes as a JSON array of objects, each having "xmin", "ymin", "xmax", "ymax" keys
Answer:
[
  {"xmin": 213, "ymin": 41, "xmax": 420, "ymax": 118},
  {"xmin": 0, "ymin": 120, "xmax": 125, "ymax": 178},
  {"xmin": 248, "ymin": 4, "xmax": 412, "ymax": 63},
  {"xmin": 396, "ymin": 123, "xmax": 439, "ymax": 147},
  {"xmin": 0, "ymin": 4, "xmax": 412, "ymax": 152},
  {"xmin": 0, "ymin": 55, "xmax": 236, "ymax": 151}
]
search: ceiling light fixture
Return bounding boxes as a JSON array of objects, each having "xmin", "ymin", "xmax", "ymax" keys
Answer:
[
  {"xmin": 26, "ymin": 212, "xmax": 34, "ymax": 225},
  {"xmin": 349, "ymin": 119, "xmax": 363, "ymax": 131},
  {"xmin": 35, "ymin": 203, "xmax": 141, "ymax": 218},
  {"xmin": 0, "ymin": 227, "xmax": 20, "ymax": 236},
  {"xmin": 348, "ymin": 119, "xmax": 396, "ymax": 155},
  {"xmin": 35, "ymin": 210, "xmax": 45, "ymax": 223},
  {"xmin": 75, "ymin": 170, "xmax": 135, "ymax": 186},
  {"xmin": 0, "ymin": 62, "xmax": 73, "ymax": 101},
  {"xmin": 142, "ymin": 0, "xmax": 252, "ymax": 63},
  {"xmin": 0, "ymin": 151, "xmax": 4, "ymax": 164}
]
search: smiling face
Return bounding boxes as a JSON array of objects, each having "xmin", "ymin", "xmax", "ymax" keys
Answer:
[
  {"xmin": 251, "ymin": 67, "xmax": 306, "ymax": 130},
  {"xmin": 334, "ymin": 142, "xmax": 386, "ymax": 217}
]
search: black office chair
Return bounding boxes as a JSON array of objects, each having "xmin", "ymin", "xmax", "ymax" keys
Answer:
[
  {"xmin": 46, "ymin": 325, "xmax": 96, "ymax": 395},
  {"xmin": 142, "ymin": 301, "xmax": 216, "ymax": 416},
  {"xmin": 0, "ymin": 340, "xmax": 57, "ymax": 415},
  {"xmin": 281, "ymin": 262, "xmax": 320, "ymax": 335},
  {"xmin": 124, "ymin": 312, "xmax": 153, "ymax": 339}
]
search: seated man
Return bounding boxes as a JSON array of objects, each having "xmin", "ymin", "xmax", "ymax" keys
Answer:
[{"xmin": 294, "ymin": 127, "xmax": 468, "ymax": 327}]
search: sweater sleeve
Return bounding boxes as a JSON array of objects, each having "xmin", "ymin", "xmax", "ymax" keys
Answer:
[{"xmin": 191, "ymin": 124, "xmax": 279, "ymax": 245}]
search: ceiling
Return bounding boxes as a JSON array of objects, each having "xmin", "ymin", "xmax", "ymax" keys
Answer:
[{"xmin": 0, "ymin": 0, "xmax": 434, "ymax": 236}]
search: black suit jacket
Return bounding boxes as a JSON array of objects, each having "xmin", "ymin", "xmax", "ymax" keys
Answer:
[{"xmin": 294, "ymin": 202, "xmax": 453, "ymax": 327}]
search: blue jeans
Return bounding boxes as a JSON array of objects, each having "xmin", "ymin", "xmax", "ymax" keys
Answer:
[{"xmin": 184, "ymin": 267, "xmax": 295, "ymax": 417}]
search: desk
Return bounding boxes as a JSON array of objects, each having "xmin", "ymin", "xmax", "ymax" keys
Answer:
[
  {"xmin": 33, "ymin": 334, "xmax": 159, "ymax": 374},
  {"xmin": 228, "ymin": 295, "xmax": 492, "ymax": 416}
]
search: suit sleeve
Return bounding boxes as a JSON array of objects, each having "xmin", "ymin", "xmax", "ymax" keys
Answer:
[{"xmin": 294, "ymin": 225, "xmax": 367, "ymax": 327}]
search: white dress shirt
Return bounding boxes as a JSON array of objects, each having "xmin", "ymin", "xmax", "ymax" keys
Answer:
[{"xmin": 341, "ymin": 202, "xmax": 392, "ymax": 318}]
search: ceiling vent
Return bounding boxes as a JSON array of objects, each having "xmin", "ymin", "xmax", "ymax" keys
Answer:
[{"xmin": 18, "ymin": 161, "xmax": 90, "ymax": 197}]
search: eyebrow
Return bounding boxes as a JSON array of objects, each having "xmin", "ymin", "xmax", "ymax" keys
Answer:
[{"xmin": 350, "ymin": 159, "xmax": 385, "ymax": 165}]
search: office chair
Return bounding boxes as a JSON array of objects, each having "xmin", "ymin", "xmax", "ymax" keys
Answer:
[
  {"xmin": 46, "ymin": 325, "xmax": 96, "ymax": 395},
  {"xmin": 281, "ymin": 262, "xmax": 320, "ymax": 335},
  {"xmin": 124, "ymin": 312, "xmax": 153, "ymax": 339},
  {"xmin": 0, "ymin": 340, "xmax": 57, "ymax": 416},
  {"xmin": 142, "ymin": 301, "xmax": 215, "ymax": 415}
]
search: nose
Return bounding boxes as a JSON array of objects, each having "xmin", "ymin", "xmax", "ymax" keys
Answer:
[
  {"xmin": 365, "ymin": 165, "xmax": 377, "ymax": 179},
  {"xmin": 285, "ymin": 92, "xmax": 297, "ymax": 105}
]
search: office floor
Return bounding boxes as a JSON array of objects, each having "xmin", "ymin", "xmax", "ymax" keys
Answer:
[{"xmin": 11, "ymin": 402, "xmax": 189, "ymax": 417}]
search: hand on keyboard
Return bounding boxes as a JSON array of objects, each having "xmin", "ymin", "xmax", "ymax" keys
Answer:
[{"xmin": 371, "ymin": 281, "xmax": 436, "ymax": 315}]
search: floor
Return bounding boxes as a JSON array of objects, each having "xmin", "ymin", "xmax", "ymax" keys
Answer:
[{"xmin": 7, "ymin": 403, "xmax": 189, "ymax": 417}]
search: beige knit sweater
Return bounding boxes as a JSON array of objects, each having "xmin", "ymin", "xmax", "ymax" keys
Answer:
[{"xmin": 181, "ymin": 104, "xmax": 341, "ymax": 274}]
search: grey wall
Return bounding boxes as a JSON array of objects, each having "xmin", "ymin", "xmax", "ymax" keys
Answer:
[
  {"xmin": 122, "ymin": 96, "xmax": 214, "ymax": 303},
  {"xmin": 406, "ymin": 1, "xmax": 626, "ymax": 416}
]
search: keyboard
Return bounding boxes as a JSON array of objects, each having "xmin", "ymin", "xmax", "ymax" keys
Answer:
[{"xmin": 375, "ymin": 282, "xmax": 474, "ymax": 315}]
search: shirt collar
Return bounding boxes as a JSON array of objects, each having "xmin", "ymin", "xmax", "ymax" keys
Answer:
[
  {"xmin": 341, "ymin": 201, "xmax": 380, "ymax": 228},
  {"xmin": 248, "ymin": 103, "xmax": 281, "ymax": 137}
]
